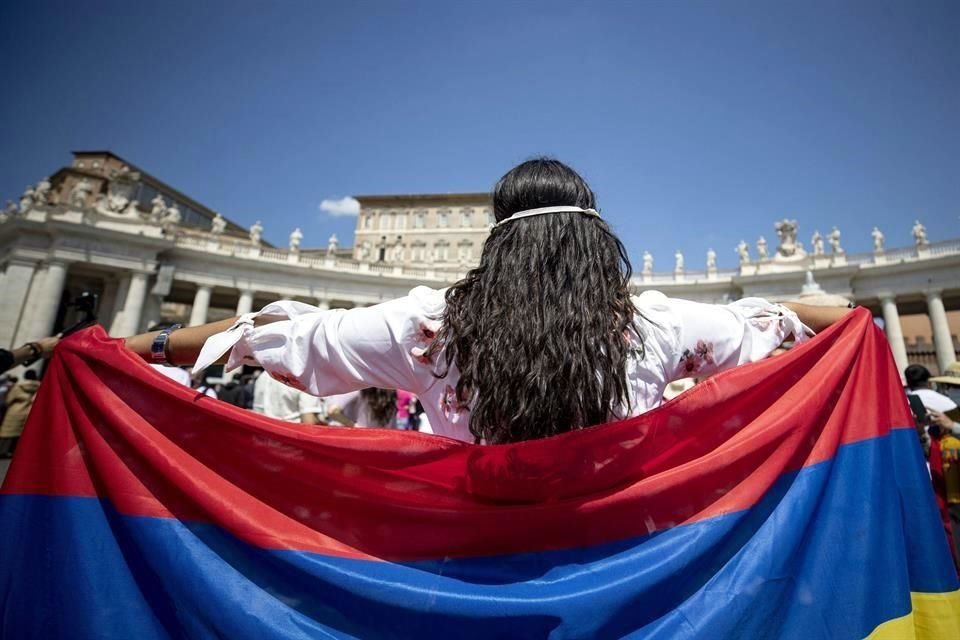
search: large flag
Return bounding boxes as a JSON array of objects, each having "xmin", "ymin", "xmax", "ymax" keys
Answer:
[{"xmin": 1, "ymin": 309, "xmax": 958, "ymax": 639}]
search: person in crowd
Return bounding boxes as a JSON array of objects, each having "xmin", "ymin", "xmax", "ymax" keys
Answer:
[
  {"xmin": 192, "ymin": 370, "xmax": 218, "ymax": 399},
  {"xmin": 125, "ymin": 158, "xmax": 850, "ymax": 444},
  {"xmin": 217, "ymin": 379, "xmax": 247, "ymax": 407},
  {"xmin": 931, "ymin": 362, "xmax": 960, "ymax": 407},
  {"xmin": 0, "ymin": 336, "xmax": 59, "ymax": 374},
  {"xmin": 240, "ymin": 374, "xmax": 256, "ymax": 409},
  {"xmin": 907, "ymin": 364, "xmax": 958, "ymax": 414},
  {"xmin": 254, "ymin": 371, "xmax": 324, "ymax": 424},
  {"xmin": 323, "ymin": 388, "xmax": 397, "ymax": 428},
  {"xmin": 0, "ymin": 370, "xmax": 41, "ymax": 458},
  {"xmin": 395, "ymin": 390, "xmax": 417, "ymax": 430}
]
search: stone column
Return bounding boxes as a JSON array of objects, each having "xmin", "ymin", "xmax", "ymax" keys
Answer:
[
  {"xmin": 112, "ymin": 271, "xmax": 151, "ymax": 337},
  {"xmin": 189, "ymin": 285, "xmax": 212, "ymax": 326},
  {"xmin": 19, "ymin": 260, "xmax": 70, "ymax": 344},
  {"xmin": 0, "ymin": 259, "xmax": 39, "ymax": 348},
  {"xmin": 880, "ymin": 295, "xmax": 909, "ymax": 376},
  {"xmin": 236, "ymin": 289, "xmax": 254, "ymax": 316},
  {"xmin": 926, "ymin": 290, "xmax": 955, "ymax": 372}
]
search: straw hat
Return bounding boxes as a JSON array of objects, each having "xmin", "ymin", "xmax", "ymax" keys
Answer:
[{"xmin": 930, "ymin": 362, "xmax": 960, "ymax": 386}]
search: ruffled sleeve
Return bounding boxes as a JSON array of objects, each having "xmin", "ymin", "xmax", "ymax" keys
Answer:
[
  {"xmin": 633, "ymin": 292, "xmax": 812, "ymax": 383},
  {"xmin": 194, "ymin": 287, "xmax": 446, "ymax": 397}
]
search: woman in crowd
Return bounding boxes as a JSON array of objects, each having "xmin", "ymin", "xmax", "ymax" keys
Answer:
[
  {"xmin": 0, "ymin": 369, "xmax": 41, "ymax": 458},
  {"xmin": 125, "ymin": 158, "xmax": 849, "ymax": 444},
  {"xmin": 323, "ymin": 388, "xmax": 398, "ymax": 428}
]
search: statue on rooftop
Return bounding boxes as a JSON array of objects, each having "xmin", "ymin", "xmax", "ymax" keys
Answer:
[
  {"xmin": 249, "ymin": 220, "xmax": 263, "ymax": 245},
  {"xmin": 756, "ymin": 236, "xmax": 769, "ymax": 259},
  {"xmin": 33, "ymin": 177, "xmax": 51, "ymax": 205},
  {"xmin": 912, "ymin": 220, "xmax": 928, "ymax": 247},
  {"xmin": 19, "ymin": 186, "xmax": 35, "ymax": 212},
  {"xmin": 811, "ymin": 231, "xmax": 824, "ymax": 256},
  {"xmin": 211, "ymin": 213, "xmax": 227, "ymax": 235},
  {"xmin": 736, "ymin": 240, "xmax": 750, "ymax": 265},
  {"xmin": 289, "ymin": 227, "xmax": 303, "ymax": 252},
  {"xmin": 674, "ymin": 250, "xmax": 684, "ymax": 273},
  {"xmin": 69, "ymin": 178, "xmax": 94, "ymax": 208},
  {"xmin": 871, "ymin": 227, "xmax": 885, "ymax": 252},
  {"xmin": 828, "ymin": 226, "xmax": 843, "ymax": 254},
  {"xmin": 706, "ymin": 248, "xmax": 717, "ymax": 270},
  {"xmin": 149, "ymin": 194, "xmax": 167, "ymax": 222},
  {"xmin": 162, "ymin": 203, "xmax": 181, "ymax": 234},
  {"xmin": 642, "ymin": 251, "xmax": 653, "ymax": 273},
  {"xmin": 774, "ymin": 219, "xmax": 805, "ymax": 259},
  {"xmin": 327, "ymin": 234, "xmax": 339, "ymax": 255}
]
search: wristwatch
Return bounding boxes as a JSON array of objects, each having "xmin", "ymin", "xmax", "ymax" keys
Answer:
[{"xmin": 150, "ymin": 324, "xmax": 182, "ymax": 365}]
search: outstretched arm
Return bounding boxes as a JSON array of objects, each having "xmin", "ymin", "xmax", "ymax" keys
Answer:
[
  {"xmin": 781, "ymin": 302, "xmax": 852, "ymax": 334},
  {"xmin": 124, "ymin": 316, "xmax": 286, "ymax": 366}
]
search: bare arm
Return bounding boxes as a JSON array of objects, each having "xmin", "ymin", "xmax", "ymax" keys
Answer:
[
  {"xmin": 300, "ymin": 412, "xmax": 321, "ymax": 426},
  {"xmin": 781, "ymin": 302, "xmax": 852, "ymax": 334},
  {"xmin": 124, "ymin": 316, "xmax": 287, "ymax": 366}
]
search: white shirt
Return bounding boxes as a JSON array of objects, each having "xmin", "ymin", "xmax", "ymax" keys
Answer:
[
  {"xmin": 196, "ymin": 287, "xmax": 809, "ymax": 442},
  {"xmin": 255, "ymin": 369, "xmax": 325, "ymax": 423},
  {"xmin": 908, "ymin": 388, "xmax": 959, "ymax": 413},
  {"xmin": 150, "ymin": 364, "xmax": 192, "ymax": 387}
]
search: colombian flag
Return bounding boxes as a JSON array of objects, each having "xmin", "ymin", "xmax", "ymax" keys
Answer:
[{"xmin": 1, "ymin": 309, "xmax": 958, "ymax": 638}]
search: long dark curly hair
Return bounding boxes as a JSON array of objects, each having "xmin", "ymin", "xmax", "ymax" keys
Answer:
[
  {"xmin": 428, "ymin": 158, "xmax": 642, "ymax": 444},
  {"xmin": 360, "ymin": 388, "xmax": 398, "ymax": 427}
]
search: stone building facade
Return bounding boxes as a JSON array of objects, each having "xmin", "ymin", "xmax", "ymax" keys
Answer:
[
  {"xmin": 1, "ymin": 151, "xmax": 959, "ymax": 378},
  {"xmin": 353, "ymin": 193, "xmax": 493, "ymax": 267}
]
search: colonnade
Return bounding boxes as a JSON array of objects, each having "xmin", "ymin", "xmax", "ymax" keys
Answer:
[
  {"xmin": 0, "ymin": 255, "xmax": 957, "ymax": 377},
  {"xmin": 877, "ymin": 290, "xmax": 956, "ymax": 373}
]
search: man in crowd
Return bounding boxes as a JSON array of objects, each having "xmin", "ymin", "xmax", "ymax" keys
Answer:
[{"xmin": 253, "ymin": 370, "xmax": 324, "ymax": 424}]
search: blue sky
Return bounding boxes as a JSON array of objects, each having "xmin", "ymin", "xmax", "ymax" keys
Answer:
[{"xmin": 1, "ymin": 0, "xmax": 957, "ymax": 269}]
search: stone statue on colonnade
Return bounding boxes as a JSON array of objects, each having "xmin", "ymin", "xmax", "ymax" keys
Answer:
[
  {"xmin": 811, "ymin": 231, "xmax": 824, "ymax": 256},
  {"xmin": 756, "ymin": 236, "xmax": 769, "ymax": 259},
  {"xmin": 706, "ymin": 248, "xmax": 717, "ymax": 270},
  {"xmin": 736, "ymin": 240, "xmax": 750, "ymax": 265},
  {"xmin": 249, "ymin": 221, "xmax": 263, "ymax": 245},
  {"xmin": 211, "ymin": 213, "xmax": 226, "ymax": 235},
  {"xmin": 327, "ymin": 234, "xmax": 338, "ymax": 255},
  {"xmin": 828, "ymin": 226, "xmax": 843, "ymax": 254},
  {"xmin": 642, "ymin": 251, "xmax": 653, "ymax": 274},
  {"xmin": 674, "ymin": 250, "xmax": 684, "ymax": 273},
  {"xmin": 19, "ymin": 187, "xmax": 34, "ymax": 212},
  {"xmin": 774, "ymin": 219, "xmax": 806, "ymax": 260},
  {"xmin": 913, "ymin": 220, "xmax": 928, "ymax": 247},
  {"xmin": 872, "ymin": 227, "xmax": 885, "ymax": 252},
  {"xmin": 289, "ymin": 228, "xmax": 303, "ymax": 252},
  {"xmin": 32, "ymin": 177, "xmax": 51, "ymax": 205},
  {"xmin": 162, "ymin": 204, "xmax": 181, "ymax": 234},
  {"xmin": 69, "ymin": 178, "xmax": 94, "ymax": 208}
]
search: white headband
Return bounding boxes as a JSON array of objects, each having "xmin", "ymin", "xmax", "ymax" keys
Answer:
[{"xmin": 493, "ymin": 206, "xmax": 600, "ymax": 228}]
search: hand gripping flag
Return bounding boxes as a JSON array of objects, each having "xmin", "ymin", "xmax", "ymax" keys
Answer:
[{"xmin": 1, "ymin": 309, "xmax": 959, "ymax": 639}]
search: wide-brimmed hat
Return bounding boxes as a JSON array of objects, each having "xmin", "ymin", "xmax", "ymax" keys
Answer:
[{"xmin": 930, "ymin": 361, "xmax": 960, "ymax": 386}]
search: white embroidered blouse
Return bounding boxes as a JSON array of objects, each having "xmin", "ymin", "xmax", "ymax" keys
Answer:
[{"xmin": 194, "ymin": 288, "xmax": 810, "ymax": 443}]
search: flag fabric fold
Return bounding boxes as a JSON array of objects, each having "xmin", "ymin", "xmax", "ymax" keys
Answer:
[{"xmin": 1, "ymin": 309, "xmax": 958, "ymax": 639}]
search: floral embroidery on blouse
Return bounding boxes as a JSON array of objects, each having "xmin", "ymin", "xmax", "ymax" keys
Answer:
[
  {"xmin": 440, "ymin": 384, "xmax": 469, "ymax": 422},
  {"xmin": 270, "ymin": 371, "xmax": 306, "ymax": 391},
  {"xmin": 410, "ymin": 319, "xmax": 442, "ymax": 366},
  {"xmin": 680, "ymin": 340, "xmax": 715, "ymax": 374}
]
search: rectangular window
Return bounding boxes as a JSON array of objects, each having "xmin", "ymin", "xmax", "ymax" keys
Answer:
[{"xmin": 415, "ymin": 212, "xmax": 425, "ymax": 229}]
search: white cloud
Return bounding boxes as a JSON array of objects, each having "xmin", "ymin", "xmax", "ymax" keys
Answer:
[{"xmin": 319, "ymin": 196, "xmax": 360, "ymax": 217}]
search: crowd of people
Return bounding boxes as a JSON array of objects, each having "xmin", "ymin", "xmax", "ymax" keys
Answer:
[{"xmin": 906, "ymin": 361, "xmax": 960, "ymax": 567}]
